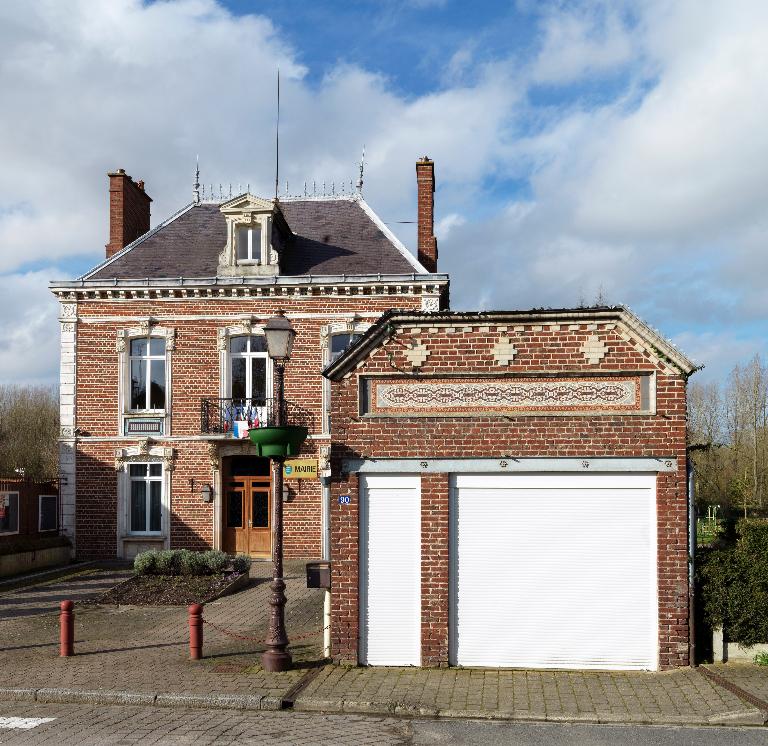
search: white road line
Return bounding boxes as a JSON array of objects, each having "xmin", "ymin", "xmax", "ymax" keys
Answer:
[{"xmin": 0, "ymin": 717, "xmax": 56, "ymax": 730}]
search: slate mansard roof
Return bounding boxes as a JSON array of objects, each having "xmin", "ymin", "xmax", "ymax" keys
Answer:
[{"xmin": 82, "ymin": 197, "xmax": 431, "ymax": 281}]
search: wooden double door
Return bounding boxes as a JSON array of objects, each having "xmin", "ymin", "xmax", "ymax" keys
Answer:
[{"xmin": 222, "ymin": 457, "xmax": 273, "ymax": 557}]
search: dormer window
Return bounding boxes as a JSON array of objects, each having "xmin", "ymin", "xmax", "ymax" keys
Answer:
[
  {"xmin": 218, "ymin": 193, "xmax": 288, "ymax": 278},
  {"xmin": 237, "ymin": 225, "xmax": 262, "ymax": 263}
]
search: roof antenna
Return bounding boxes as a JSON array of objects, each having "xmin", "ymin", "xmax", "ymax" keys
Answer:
[
  {"xmin": 274, "ymin": 68, "xmax": 280, "ymax": 201},
  {"xmin": 356, "ymin": 145, "xmax": 365, "ymax": 196},
  {"xmin": 193, "ymin": 155, "xmax": 200, "ymax": 205}
]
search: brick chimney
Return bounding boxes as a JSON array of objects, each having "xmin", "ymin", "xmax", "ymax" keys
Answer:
[
  {"xmin": 105, "ymin": 169, "xmax": 152, "ymax": 258},
  {"xmin": 416, "ymin": 156, "xmax": 438, "ymax": 273}
]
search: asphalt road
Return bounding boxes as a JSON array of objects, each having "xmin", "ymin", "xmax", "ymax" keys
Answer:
[{"xmin": 0, "ymin": 702, "xmax": 764, "ymax": 745}]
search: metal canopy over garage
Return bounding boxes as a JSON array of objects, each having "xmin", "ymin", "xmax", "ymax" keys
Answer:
[{"xmin": 450, "ymin": 473, "xmax": 658, "ymax": 670}]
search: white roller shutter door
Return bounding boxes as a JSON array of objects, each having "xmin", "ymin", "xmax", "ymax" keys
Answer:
[
  {"xmin": 451, "ymin": 473, "xmax": 657, "ymax": 670},
  {"xmin": 360, "ymin": 474, "xmax": 421, "ymax": 666}
]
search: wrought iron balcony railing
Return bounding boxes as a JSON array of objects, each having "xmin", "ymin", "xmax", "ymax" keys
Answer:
[{"xmin": 200, "ymin": 397, "xmax": 315, "ymax": 435}]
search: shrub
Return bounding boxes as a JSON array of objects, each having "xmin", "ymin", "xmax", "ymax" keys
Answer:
[
  {"xmin": 232, "ymin": 554, "xmax": 252, "ymax": 575},
  {"xmin": 154, "ymin": 549, "xmax": 179, "ymax": 576},
  {"xmin": 177, "ymin": 549, "xmax": 206, "ymax": 576},
  {"xmin": 133, "ymin": 550, "xmax": 158, "ymax": 576},
  {"xmin": 202, "ymin": 550, "xmax": 229, "ymax": 575},
  {"xmin": 755, "ymin": 652, "xmax": 768, "ymax": 666},
  {"xmin": 698, "ymin": 519, "xmax": 768, "ymax": 646}
]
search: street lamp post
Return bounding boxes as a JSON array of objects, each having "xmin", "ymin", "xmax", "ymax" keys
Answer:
[{"xmin": 261, "ymin": 311, "xmax": 296, "ymax": 673}]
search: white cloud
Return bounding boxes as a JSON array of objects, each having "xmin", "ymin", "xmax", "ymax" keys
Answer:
[{"xmin": 0, "ymin": 0, "xmax": 767, "ymax": 387}]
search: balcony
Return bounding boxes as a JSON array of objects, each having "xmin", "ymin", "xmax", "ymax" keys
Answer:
[{"xmin": 200, "ymin": 397, "xmax": 315, "ymax": 436}]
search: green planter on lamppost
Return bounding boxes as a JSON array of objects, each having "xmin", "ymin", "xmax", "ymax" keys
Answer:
[{"xmin": 247, "ymin": 425, "xmax": 308, "ymax": 458}]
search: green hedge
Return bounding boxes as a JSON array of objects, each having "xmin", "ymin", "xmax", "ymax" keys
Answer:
[
  {"xmin": 698, "ymin": 519, "xmax": 768, "ymax": 646},
  {"xmin": 133, "ymin": 549, "xmax": 252, "ymax": 577}
]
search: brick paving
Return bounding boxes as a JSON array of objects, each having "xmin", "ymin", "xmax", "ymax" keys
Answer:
[
  {"xmin": 1, "ymin": 565, "xmax": 766, "ymax": 725},
  {"xmin": 294, "ymin": 665, "xmax": 765, "ymax": 724},
  {"xmin": 0, "ymin": 561, "xmax": 325, "ymax": 703},
  {"xmin": 0, "ymin": 702, "xmax": 407, "ymax": 745},
  {"xmin": 704, "ymin": 664, "xmax": 768, "ymax": 710}
]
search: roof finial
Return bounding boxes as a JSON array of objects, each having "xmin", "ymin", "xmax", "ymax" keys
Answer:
[
  {"xmin": 193, "ymin": 155, "xmax": 200, "ymax": 205},
  {"xmin": 356, "ymin": 145, "xmax": 365, "ymax": 195}
]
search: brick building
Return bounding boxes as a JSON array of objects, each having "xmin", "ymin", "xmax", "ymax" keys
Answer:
[
  {"xmin": 51, "ymin": 159, "xmax": 448, "ymax": 560},
  {"xmin": 323, "ymin": 308, "xmax": 697, "ymax": 670}
]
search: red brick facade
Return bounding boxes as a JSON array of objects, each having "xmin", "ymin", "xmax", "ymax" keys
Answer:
[
  {"xmin": 327, "ymin": 311, "xmax": 693, "ymax": 670},
  {"xmin": 70, "ymin": 294, "xmax": 438, "ymax": 560}
]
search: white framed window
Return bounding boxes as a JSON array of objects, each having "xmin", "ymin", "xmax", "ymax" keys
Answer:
[
  {"xmin": 38, "ymin": 494, "xmax": 58, "ymax": 532},
  {"xmin": 129, "ymin": 337, "xmax": 166, "ymax": 411},
  {"xmin": 230, "ymin": 335, "xmax": 269, "ymax": 403},
  {"xmin": 117, "ymin": 324, "xmax": 175, "ymax": 436},
  {"xmin": 322, "ymin": 325, "xmax": 368, "ymax": 433},
  {"xmin": 128, "ymin": 463, "xmax": 163, "ymax": 535},
  {"xmin": 0, "ymin": 491, "xmax": 20, "ymax": 535},
  {"xmin": 236, "ymin": 225, "xmax": 263, "ymax": 263}
]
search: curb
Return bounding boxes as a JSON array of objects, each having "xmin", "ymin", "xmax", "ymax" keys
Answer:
[
  {"xmin": 0, "ymin": 687, "xmax": 283, "ymax": 713},
  {"xmin": 291, "ymin": 696, "xmax": 767, "ymax": 726},
  {"xmin": 0, "ymin": 686, "xmax": 765, "ymax": 725}
]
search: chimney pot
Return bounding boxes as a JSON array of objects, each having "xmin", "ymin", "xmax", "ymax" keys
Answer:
[
  {"xmin": 415, "ymin": 156, "xmax": 438, "ymax": 273},
  {"xmin": 105, "ymin": 170, "xmax": 152, "ymax": 258}
]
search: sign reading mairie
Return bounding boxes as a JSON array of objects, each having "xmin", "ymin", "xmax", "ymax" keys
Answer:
[{"xmin": 367, "ymin": 375, "xmax": 652, "ymax": 417}]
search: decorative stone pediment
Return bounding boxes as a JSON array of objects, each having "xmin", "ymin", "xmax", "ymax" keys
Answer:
[
  {"xmin": 115, "ymin": 443, "xmax": 175, "ymax": 472},
  {"xmin": 218, "ymin": 193, "xmax": 285, "ymax": 277}
]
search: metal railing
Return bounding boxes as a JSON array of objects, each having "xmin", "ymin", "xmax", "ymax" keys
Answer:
[{"xmin": 200, "ymin": 397, "xmax": 314, "ymax": 435}]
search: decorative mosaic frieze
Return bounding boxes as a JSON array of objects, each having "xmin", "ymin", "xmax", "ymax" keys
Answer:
[{"xmin": 367, "ymin": 375, "xmax": 650, "ymax": 416}]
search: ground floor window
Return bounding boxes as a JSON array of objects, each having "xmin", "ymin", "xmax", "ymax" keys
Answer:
[
  {"xmin": 129, "ymin": 463, "xmax": 163, "ymax": 534},
  {"xmin": 0, "ymin": 491, "xmax": 19, "ymax": 534},
  {"xmin": 38, "ymin": 494, "xmax": 58, "ymax": 532}
]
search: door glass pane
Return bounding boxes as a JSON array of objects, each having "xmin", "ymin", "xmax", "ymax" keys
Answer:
[
  {"xmin": 130, "ymin": 338, "xmax": 147, "ymax": 356},
  {"xmin": 330, "ymin": 333, "xmax": 362, "ymax": 362},
  {"xmin": 130, "ymin": 359, "xmax": 146, "ymax": 409},
  {"xmin": 149, "ymin": 481, "xmax": 162, "ymax": 532},
  {"xmin": 149, "ymin": 463, "xmax": 162, "ymax": 477},
  {"xmin": 227, "ymin": 490, "xmax": 243, "ymax": 528},
  {"xmin": 231, "ymin": 357, "xmax": 246, "ymax": 401},
  {"xmin": 149, "ymin": 360, "xmax": 165, "ymax": 409},
  {"xmin": 130, "ymin": 481, "xmax": 147, "ymax": 532},
  {"xmin": 252, "ymin": 489, "xmax": 269, "ymax": 528},
  {"xmin": 129, "ymin": 464, "xmax": 147, "ymax": 477},
  {"xmin": 149, "ymin": 338, "xmax": 165, "ymax": 356},
  {"xmin": 251, "ymin": 357, "xmax": 266, "ymax": 402}
]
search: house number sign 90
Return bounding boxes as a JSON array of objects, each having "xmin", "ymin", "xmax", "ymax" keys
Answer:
[{"xmin": 338, "ymin": 495, "xmax": 351, "ymax": 505}]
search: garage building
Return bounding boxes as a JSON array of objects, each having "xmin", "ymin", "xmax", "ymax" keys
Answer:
[{"xmin": 323, "ymin": 307, "xmax": 696, "ymax": 671}]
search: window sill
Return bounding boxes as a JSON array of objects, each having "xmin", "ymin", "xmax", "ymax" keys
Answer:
[{"xmin": 122, "ymin": 534, "xmax": 165, "ymax": 541}]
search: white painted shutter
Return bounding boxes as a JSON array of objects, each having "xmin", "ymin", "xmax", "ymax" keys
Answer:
[
  {"xmin": 451, "ymin": 473, "xmax": 657, "ymax": 670},
  {"xmin": 360, "ymin": 474, "xmax": 421, "ymax": 666}
]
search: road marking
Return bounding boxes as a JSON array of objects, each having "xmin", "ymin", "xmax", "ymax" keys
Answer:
[{"xmin": 0, "ymin": 717, "xmax": 56, "ymax": 730}]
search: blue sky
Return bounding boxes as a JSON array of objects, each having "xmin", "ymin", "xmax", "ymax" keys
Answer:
[{"xmin": 0, "ymin": 0, "xmax": 766, "ymax": 384}]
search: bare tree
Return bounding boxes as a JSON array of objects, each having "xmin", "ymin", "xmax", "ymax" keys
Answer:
[{"xmin": 0, "ymin": 384, "xmax": 59, "ymax": 479}]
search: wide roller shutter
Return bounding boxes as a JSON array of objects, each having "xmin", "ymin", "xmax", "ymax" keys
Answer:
[
  {"xmin": 450, "ymin": 473, "xmax": 657, "ymax": 670},
  {"xmin": 360, "ymin": 474, "xmax": 421, "ymax": 665}
]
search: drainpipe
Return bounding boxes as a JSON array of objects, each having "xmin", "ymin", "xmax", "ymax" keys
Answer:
[
  {"xmin": 322, "ymin": 478, "xmax": 331, "ymax": 659},
  {"xmin": 688, "ymin": 457, "xmax": 697, "ymax": 667}
]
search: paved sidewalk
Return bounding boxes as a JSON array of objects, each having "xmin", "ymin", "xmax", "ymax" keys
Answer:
[
  {"xmin": 293, "ymin": 665, "xmax": 767, "ymax": 725},
  {"xmin": 1, "ymin": 566, "xmax": 766, "ymax": 725},
  {"xmin": 0, "ymin": 561, "xmax": 325, "ymax": 709}
]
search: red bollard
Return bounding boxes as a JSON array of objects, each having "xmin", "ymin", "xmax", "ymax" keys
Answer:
[
  {"xmin": 189, "ymin": 603, "xmax": 203, "ymax": 660},
  {"xmin": 59, "ymin": 600, "xmax": 74, "ymax": 657}
]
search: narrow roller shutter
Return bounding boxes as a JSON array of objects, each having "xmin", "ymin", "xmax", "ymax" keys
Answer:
[
  {"xmin": 451, "ymin": 473, "xmax": 657, "ymax": 670},
  {"xmin": 360, "ymin": 474, "xmax": 421, "ymax": 666}
]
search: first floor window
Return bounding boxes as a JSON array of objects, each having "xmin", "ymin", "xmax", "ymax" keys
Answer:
[
  {"xmin": 325, "ymin": 332, "xmax": 364, "ymax": 431},
  {"xmin": 130, "ymin": 337, "xmax": 166, "ymax": 411},
  {"xmin": 129, "ymin": 463, "xmax": 162, "ymax": 534},
  {"xmin": 0, "ymin": 492, "xmax": 19, "ymax": 534}
]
